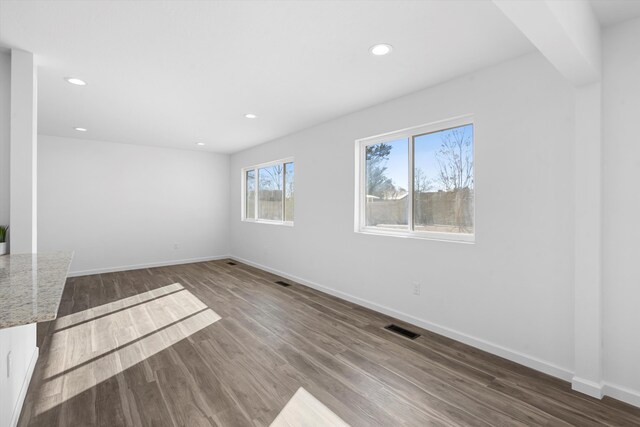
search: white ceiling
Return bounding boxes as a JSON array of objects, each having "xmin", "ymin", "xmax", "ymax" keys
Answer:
[{"xmin": 0, "ymin": 1, "xmax": 540, "ymax": 153}]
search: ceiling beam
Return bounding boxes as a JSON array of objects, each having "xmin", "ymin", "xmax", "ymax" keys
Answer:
[{"xmin": 493, "ymin": 0, "xmax": 601, "ymax": 86}]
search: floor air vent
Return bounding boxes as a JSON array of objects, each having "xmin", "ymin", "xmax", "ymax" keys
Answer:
[
  {"xmin": 227, "ymin": 262, "xmax": 237, "ymax": 265},
  {"xmin": 275, "ymin": 280, "xmax": 291, "ymax": 287},
  {"xmin": 384, "ymin": 324, "xmax": 420, "ymax": 340}
]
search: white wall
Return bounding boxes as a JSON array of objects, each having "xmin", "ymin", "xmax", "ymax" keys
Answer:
[
  {"xmin": 38, "ymin": 135, "xmax": 230, "ymax": 275},
  {"xmin": 9, "ymin": 49, "xmax": 38, "ymax": 254},
  {"xmin": 602, "ymin": 17, "xmax": 640, "ymax": 404},
  {"xmin": 229, "ymin": 52, "xmax": 576, "ymax": 378},
  {"xmin": 0, "ymin": 51, "xmax": 10, "ymax": 226}
]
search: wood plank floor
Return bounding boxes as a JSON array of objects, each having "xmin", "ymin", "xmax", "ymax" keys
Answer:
[{"xmin": 18, "ymin": 259, "xmax": 640, "ymax": 426}]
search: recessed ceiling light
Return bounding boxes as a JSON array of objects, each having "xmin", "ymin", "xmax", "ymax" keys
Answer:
[
  {"xmin": 65, "ymin": 77, "xmax": 87, "ymax": 86},
  {"xmin": 74, "ymin": 127, "xmax": 87, "ymax": 132},
  {"xmin": 370, "ymin": 44, "xmax": 393, "ymax": 56},
  {"xmin": 244, "ymin": 113, "xmax": 257, "ymax": 119},
  {"xmin": 196, "ymin": 142, "xmax": 205, "ymax": 146}
]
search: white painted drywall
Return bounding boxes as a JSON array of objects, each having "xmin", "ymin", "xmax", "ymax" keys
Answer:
[
  {"xmin": 38, "ymin": 136, "xmax": 230, "ymax": 275},
  {"xmin": 572, "ymin": 81, "xmax": 604, "ymax": 398},
  {"xmin": 9, "ymin": 49, "xmax": 38, "ymax": 254},
  {"xmin": 229, "ymin": 52, "xmax": 576, "ymax": 377},
  {"xmin": 493, "ymin": 0, "xmax": 601, "ymax": 85},
  {"xmin": 0, "ymin": 51, "xmax": 10, "ymax": 226},
  {"xmin": 602, "ymin": 16, "xmax": 640, "ymax": 405}
]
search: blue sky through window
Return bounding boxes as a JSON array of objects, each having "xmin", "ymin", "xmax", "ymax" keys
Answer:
[{"xmin": 381, "ymin": 124, "xmax": 473, "ymax": 192}]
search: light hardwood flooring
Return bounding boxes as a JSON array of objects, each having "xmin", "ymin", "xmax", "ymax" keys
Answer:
[{"xmin": 17, "ymin": 259, "xmax": 640, "ymax": 426}]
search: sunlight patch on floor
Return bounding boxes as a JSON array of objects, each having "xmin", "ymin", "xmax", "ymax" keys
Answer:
[
  {"xmin": 35, "ymin": 284, "xmax": 220, "ymax": 415},
  {"xmin": 53, "ymin": 282, "xmax": 185, "ymax": 330},
  {"xmin": 270, "ymin": 387, "xmax": 350, "ymax": 427},
  {"xmin": 45, "ymin": 284, "xmax": 205, "ymax": 378}
]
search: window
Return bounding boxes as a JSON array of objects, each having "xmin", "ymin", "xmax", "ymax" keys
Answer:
[
  {"xmin": 258, "ymin": 166, "xmax": 283, "ymax": 221},
  {"xmin": 365, "ymin": 138, "xmax": 409, "ymax": 230},
  {"xmin": 284, "ymin": 162, "xmax": 294, "ymax": 222},
  {"xmin": 242, "ymin": 158, "xmax": 294, "ymax": 225},
  {"xmin": 356, "ymin": 116, "xmax": 474, "ymax": 242},
  {"xmin": 245, "ymin": 169, "xmax": 256, "ymax": 219}
]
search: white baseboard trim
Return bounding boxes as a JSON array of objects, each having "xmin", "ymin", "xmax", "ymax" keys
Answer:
[
  {"xmin": 67, "ymin": 254, "xmax": 231, "ymax": 277},
  {"xmin": 10, "ymin": 346, "xmax": 39, "ymax": 427},
  {"xmin": 570, "ymin": 377, "xmax": 640, "ymax": 408},
  {"xmin": 572, "ymin": 376, "xmax": 603, "ymax": 398},
  {"xmin": 603, "ymin": 382, "xmax": 640, "ymax": 408},
  {"xmin": 230, "ymin": 255, "xmax": 574, "ymax": 383}
]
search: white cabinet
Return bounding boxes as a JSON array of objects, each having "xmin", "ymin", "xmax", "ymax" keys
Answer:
[{"xmin": 0, "ymin": 324, "xmax": 37, "ymax": 427}]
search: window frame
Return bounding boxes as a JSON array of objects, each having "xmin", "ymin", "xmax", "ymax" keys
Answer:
[
  {"xmin": 241, "ymin": 157, "xmax": 294, "ymax": 226},
  {"xmin": 355, "ymin": 115, "xmax": 475, "ymax": 243}
]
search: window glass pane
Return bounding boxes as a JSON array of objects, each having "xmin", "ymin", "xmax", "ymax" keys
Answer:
[
  {"xmin": 413, "ymin": 124, "xmax": 474, "ymax": 234},
  {"xmin": 284, "ymin": 162, "xmax": 294, "ymax": 222},
  {"xmin": 258, "ymin": 165, "xmax": 283, "ymax": 221},
  {"xmin": 365, "ymin": 138, "xmax": 409, "ymax": 229},
  {"xmin": 245, "ymin": 169, "xmax": 255, "ymax": 219}
]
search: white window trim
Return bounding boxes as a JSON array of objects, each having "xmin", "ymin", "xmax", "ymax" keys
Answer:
[
  {"xmin": 354, "ymin": 115, "xmax": 475, "ymax": 243},
  {"xmin": 241, "ymin": 157, "xmax": 294, "ymax": 226}
]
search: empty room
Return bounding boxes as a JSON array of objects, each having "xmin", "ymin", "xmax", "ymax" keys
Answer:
[{"xmin": 1, "ymin": 0, "xmax": 640, "ymax": 426}]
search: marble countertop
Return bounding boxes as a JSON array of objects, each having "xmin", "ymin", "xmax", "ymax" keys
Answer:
[{"xmin": 0, "ymin": 252, "xmax": 73, "ymax": 329}]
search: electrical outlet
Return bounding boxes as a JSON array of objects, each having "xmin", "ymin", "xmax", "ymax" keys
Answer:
[{"xmin": 412, "ymin": 282, "xmax": 421, "ymax": 296}]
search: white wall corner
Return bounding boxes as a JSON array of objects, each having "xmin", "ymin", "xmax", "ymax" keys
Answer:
[
  {"xmin": 573, "ymin": 82, "xmax": 603, "ymax": 398},
  {"xmin": 492, "ymin": 0, "xmax": 601, "ymax": 86}
]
